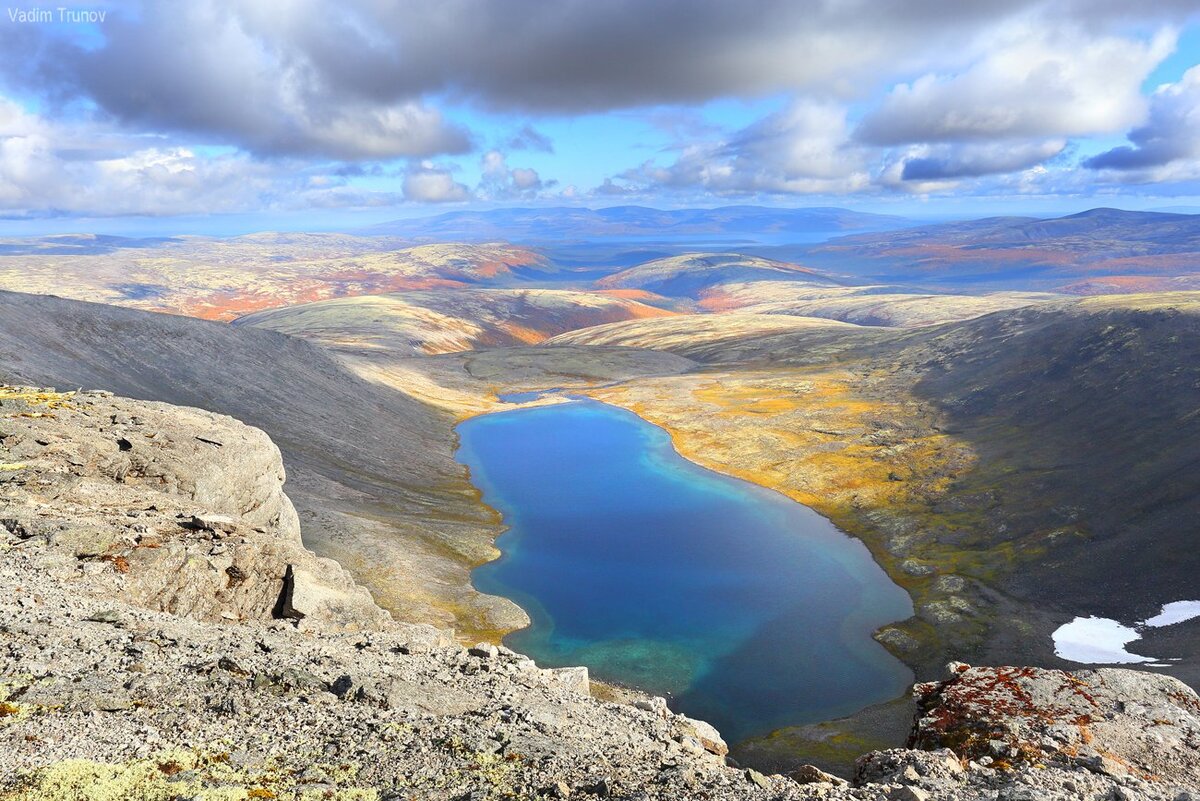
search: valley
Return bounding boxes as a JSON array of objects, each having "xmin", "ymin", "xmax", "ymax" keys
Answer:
[{"xmin": 3, "ymin": 205, "xmax": 1200, "ymax": 787}]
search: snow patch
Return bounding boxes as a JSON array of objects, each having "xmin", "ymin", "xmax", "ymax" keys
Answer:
[
  {"xmin": 1052, "ymin": 599, "xmax": 1200, "ymax": 665},
  {"xmin": 1142, "ymin": 600, "xmax": 1200, "ymax": 628},
  {"xmin": 1053, "ymin": 616, "xmax": 1154, "ymax": 664}
]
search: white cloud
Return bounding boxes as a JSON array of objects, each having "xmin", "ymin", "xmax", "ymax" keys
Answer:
[
  {"xmin": 511, "ymin": 168, "xmax": 541, "ymax": 190},
  {"xmin": 401, "ymin": 161, "xmax": 471, "ymax": 203},
  {"xmin": 1, "ymin": 2, "xmax": 1198, "ymax": 213},
  {"xmin": 624, "ymin": 101, "xmax": 871, "ymax": 196},
  {"xmin": 0, "ymin": 99, "xmax": 280, "ymax": 215},
  {"xmin": 878, "ymin": 139, "xmax": 1068, "ymax": 191},
  {"xmin": 477, "ymin": 150, "xmax": 546, "ymax": 199},
  {"xmin": 1085, "ymin": 65, "xmax": 1200, "ymax": 182},
  {"xmin": 0, "ymin": 97, "xmax": 429, "ymax": 216},
  {"xmin": 856, "ymin": 25, "xmax": 1176, "ymax": 144},
  {"xmin": 603, "ymin": 20, "xmax": 1183, "ymax": 200}
]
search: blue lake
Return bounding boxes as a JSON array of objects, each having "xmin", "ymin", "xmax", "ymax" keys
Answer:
[{"xmin": 456, "ymin": 399, "xmax": 913, "ymax": 743}]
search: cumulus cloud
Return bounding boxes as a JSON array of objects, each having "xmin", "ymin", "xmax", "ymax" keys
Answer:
[
  {"xmin": 611, "ymin": 17, "xmax": 1183, "ymax": 198},
  {"xmin": 888, "ymin": 140, "xmax": 1068, "ymax": 183},
  {"xmin": 1084, "ymin": 65, "xmax": 1200, "ymax": 179},
  {"xmin": 55, "ymin": 3, "xmax": 472, "ymax": 160},
  {"xmin": 477, "ymin": 150, "xmax": 547, "ymax": 200},
  {"xmin": 594, "ymin": 178, "xmax": 637, "ymax": 196},
  {"xmin": 1, "ymin": 0, "xmax": 1199, "ymax": 212},
  {"xmin": 4, "ymin": 0, "xmax": 1196, "ymax": 158},
  {"xmin": 0, "ymin": 97, "xmax": 425, "ymax": 216},
  {"xmin": 0, "ymin": 98, "xmax": 278, "ymax": 215},
  {"xmin": 855, "ymin": 26, "xmax": 1175, "ymax": 145},
  {"xmin": 401, "ymin": 161, "xmax": 471, "ymax": 203},
  {"xmin": 618, "ymin": 101, "xmax": 870, "ymax": 196}
]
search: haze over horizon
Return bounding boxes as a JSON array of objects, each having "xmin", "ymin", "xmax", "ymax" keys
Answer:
[{"xmin": 3, "ymin": 1, "xmax": 1200, "ymax": 236}]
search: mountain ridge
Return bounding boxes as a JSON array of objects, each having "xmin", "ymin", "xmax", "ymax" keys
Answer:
[{"xmin": 363, "ymin": 204, "xmax": 910, "ymax": 241}]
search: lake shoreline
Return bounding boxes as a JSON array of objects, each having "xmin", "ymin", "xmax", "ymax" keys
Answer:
[{"xmin": 456, "ymin": 396, "xmax": 913, "ymax": 760}]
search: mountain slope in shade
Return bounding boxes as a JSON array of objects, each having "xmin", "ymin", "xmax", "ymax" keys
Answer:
[
  {"xmin": 0, "ymin": 289, "xmax": 522, "ymax": 637},
  {"xmin": 235, "ymin": 288, "xmax": 674, "ymax": 357},
  {"xmin": 363, "ymin": 205, "xmax": 909, "ymax": 241},
  {"xmin": 596, "ymin": 253, "xmax": 843, "ymax": 297},
  {"xmin": 807, "ymin": 208, "xmax": 1200, "ymax": 289},
  {"xmin": 572, "ymin": 292, "xmax": 1200, "ymax": 687}
]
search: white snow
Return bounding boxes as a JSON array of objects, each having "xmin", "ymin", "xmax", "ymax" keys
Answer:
[
  {"xmin": 1052, "ymin": 616, "xmax": 1155, "ymax": 664},
  {"xmin": 1142, "ymin": 600, "xmax": 1200, "ymax": 628},
  {"xmin": 1052, "ymin": 599, "xmax": 1200, "ymax": 665}
]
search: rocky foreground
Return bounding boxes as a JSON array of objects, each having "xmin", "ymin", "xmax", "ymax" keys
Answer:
[{"xmin": 1, "ymin": 386, "xmax": 1199, "ymax": 800}]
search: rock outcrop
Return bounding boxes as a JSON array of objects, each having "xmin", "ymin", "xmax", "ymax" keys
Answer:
[
  {"xmin": 908, "ymin": 663, "xmax": 1200, "ymax": 784},
  {"xmin": 2, "ymin": 384, "xmax": 1199, "ymax": 800},
  {"xmin": 0, "ymin": 386, "xmax": 387, "ymax": 629}
]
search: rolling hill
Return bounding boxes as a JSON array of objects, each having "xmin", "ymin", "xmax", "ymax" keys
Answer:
[
  {"xmin": 235, "ymin": 288, "xmax": 673, "ymax": 357},
  {"xmin": 698, "ymin": 281, "xmax": 1060, "ymax": 326},
  {"xmin": 596, "ymin": 253, "xmax": 843, "ymax": 297},
  {"xmin": 0, "ymin": 237, "xmax": 553, "ymax": 321},
  {"xmin": 547, "ymin": 313, "xmax": 861, "ymax": 360}
]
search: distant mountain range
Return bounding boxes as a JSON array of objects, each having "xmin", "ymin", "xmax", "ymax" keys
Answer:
[
  {"xmin": 4, "ymin": 207, "xmax": 1199, "ymax": 299},
  {"xmin": 805, "ymin": 207, "xmax": 1200, "ymax": 291},
  {"xmin": 361, "ymin": 205, "xmax": 910, "ymax": 242}
]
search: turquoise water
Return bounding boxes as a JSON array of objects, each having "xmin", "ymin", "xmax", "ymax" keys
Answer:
[{"xmin": 457, "ymin": 399, "xmax": 913, "ymax": 743}]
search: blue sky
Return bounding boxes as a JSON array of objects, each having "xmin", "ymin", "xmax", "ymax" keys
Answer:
[{"xmin": 2, "ymin": 1, "xmax": 1200, "ymax": 235}]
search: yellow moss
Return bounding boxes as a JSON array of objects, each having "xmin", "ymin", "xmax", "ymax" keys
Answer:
[
  {"xmin": 0, "ymin": 681, "xmax": 36, "ymax": 726},
  {"xmin": 0, "ymin": 386, "xmax": 76, "ymax": 412},
  {"xmin": 0, "ymin": 751, "xmax": 378, "ymax": 801}
]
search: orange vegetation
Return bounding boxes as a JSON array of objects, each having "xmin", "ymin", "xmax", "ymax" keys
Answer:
[
  {"xmin": 593, "ymin": 288, "xmax": 671, "ymax": 304},
  {"xmin": 695, "ymin": 289, "xmax": 744, "ymax": 312},
  {"xmin": 496, "ymin": 322, "xmax": 548, "ymax": 344}
]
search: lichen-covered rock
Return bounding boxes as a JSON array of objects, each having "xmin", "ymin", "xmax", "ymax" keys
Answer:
[{"xmin": 909, "ymin": 663, "xmax": 1200, "ymax": 784}]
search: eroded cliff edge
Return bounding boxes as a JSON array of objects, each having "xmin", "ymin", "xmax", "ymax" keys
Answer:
[{"xmin": 2, "ymin": 385, "xmax": 1199, "ymax": 800}]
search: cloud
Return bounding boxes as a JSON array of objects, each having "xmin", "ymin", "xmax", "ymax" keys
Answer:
[
  {"xmin": 0, "ymin": 98, "xmax": 276, "ymax": 215},
  {"xmin": 619, "ymin": 101, "xmax": 871, "ymax": 196},
  {"xmin": 505, "ymin": 124, "xmax": 554, "ymax": 153},
  {"xmin": 0, "ymin": 97, "xmax": 432, "ymax": 215},
  {"xmin": 890, "ymin": 140, "xmax": 1068, "ymax": 182},
  {"xmin": 401, "ymin": 161, "xmax": 471, "ymax": 203},
  {"xmin": 477, "ymin": 150, "xmax": 548, "ymax": 199},
  {"xmin": 4, "ymin": 1, "xmax": 1196, "ymax": 152},
  {"xmin": 594, "ymin": 178, "xmax": 637, "ymax": 196},
  {"xmin": 610, "ymin": 18, "xmax": 1181, "ymax": 199},
  {"xmin": 53, "ymin": 3, "xmax": 473, "ymax": 160},
  {"xmin": 1084, "ymin": 65, "xmax": 1200, "ymax": 179},
  {"xmin": 1, "ymin": 0, "xmax": 1199, "ymax": 212},
  {"xmin": 856, "ymin": 25, "xmax": 1175, "ymax": 145}
]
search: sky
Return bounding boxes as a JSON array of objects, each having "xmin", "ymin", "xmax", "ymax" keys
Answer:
[{"xmin": 2, "ymin": 0, "xmax": 1200, "ymax": 235}]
